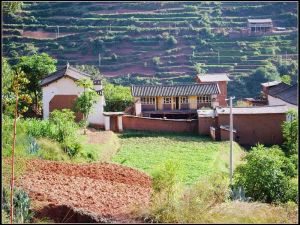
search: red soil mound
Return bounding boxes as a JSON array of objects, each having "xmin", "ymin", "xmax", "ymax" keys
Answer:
[{"xmin": 16, "ymin": 159, "xmax": 152, "ymax": 223}]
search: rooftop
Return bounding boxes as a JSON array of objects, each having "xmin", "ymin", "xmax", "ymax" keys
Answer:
[
  {"xmin": 40, "ymin": 64, "xmax": 94, "ymax": 87},
  {"xmin": 269, "ymin": 84, "xmax": 298, "ymax": 105},
  {"xmin": 216, "ymin": 105, "xmax": 288, "ymax": 115},
  {"xmin": 247, "ymin": 19, "xmax": 273, "ymax": 23},
  {"xmin": 131, "ymin": 83, "xmax": 220, "ymax": 97},
  {"xmin": 197, "ymin": 73, "xmax": 230, "ymax": 82},
  {"xmin": 261, "ymin": 80, "xmax": 281, "ymax": 87}
]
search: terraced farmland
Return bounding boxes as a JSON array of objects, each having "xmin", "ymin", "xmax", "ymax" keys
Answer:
[{"xmin": 2, "ymin": 1, "xmax": 298, "ymax": 98}]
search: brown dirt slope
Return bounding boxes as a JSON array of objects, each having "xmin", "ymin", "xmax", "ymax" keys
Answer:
[{"xmin": 16, "ymin": 159, "xmax": 152, "ymax": 223}]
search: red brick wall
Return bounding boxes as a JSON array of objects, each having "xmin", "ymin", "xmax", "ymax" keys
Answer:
[
  {"xmin": 217, "ymin": 113, "xmax": 286, "ymax": 145},
  {"xmin": 217, "ymin": 81, "xmax": 227, "ymax": 107},
  {"xmin": 123, "ymin": 115, "xmax": 198, "ymax": 133},
  {"xmin": 49, "ymin": 95, "xmax": 83, "ymax": 122},
  {"xmin": 198, "ymin": 117, "xmax": 217, "ymax": 135},
  {"xmin": 220, "ymin": 128, "xmax": 236, "ymax": 141}
]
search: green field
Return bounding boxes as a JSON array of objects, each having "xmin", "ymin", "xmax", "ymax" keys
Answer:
[{"xmin": 112, "ymin": 131, "xmax": 245, "ymax": 184}]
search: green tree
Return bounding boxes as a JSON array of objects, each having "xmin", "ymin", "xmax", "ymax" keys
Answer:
[
  {"xmin": 281, "ymin": 75, "xmax": 292, "ymax": 85},
  {"xmin": 2, "ymin": 1, "xmax": 23, "ymax": 14},
  {"xmin": 74, "ymin": 78, "xmax": 98, "ymax": 134},
  {"xmin": 194, "ymin": 63, "xmax": 207, "ymax": 74},
  {"xmin": 74, "ymin": 64, "xmax": 103, "ymax": 80},
  {"xmin": 234, "ymin": 144, "xmax": 296, "ymax": 203},
  {"xmin": 282, "ymin": 110, "xmax": 298, "ymax": 156},
  {"xmin": 2, "ymin": 58, "xmax": 13, "ymax": 111},
  {"xmin": 16, "ymin": 53, "xmax": 57, "ymax": 113},
  {"xmin": 103, "ymin": 82, "xmax": 133, "ymax": 112}
]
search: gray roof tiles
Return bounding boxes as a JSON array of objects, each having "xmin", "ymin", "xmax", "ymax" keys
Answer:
[
  {"xmin": 131, "ymin": 83, "xmax": 220, "ymax": 97},
  {"xmin": 268, "ymin": 83, "xmax": 298, "ymax": 105}
]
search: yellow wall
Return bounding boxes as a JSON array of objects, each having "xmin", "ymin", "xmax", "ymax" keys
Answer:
[
  {"xmin": 189, "ymin": 96, "xmax": 197, "ymax": 109},
  {"xmin": 157, "ymin": 96, "xmax": 164, "ymax": 110}
]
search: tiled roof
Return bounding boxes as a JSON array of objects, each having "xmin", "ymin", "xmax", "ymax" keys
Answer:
[
  {"xmin": 269, "ymin": 84, "xmax": 298, "ymax": 105},
  {"xmin": 247, "ymin": 19, "xmax": 272, "ymax": 23},
  {"xmin": 40, "ymin": 64, "xmax": 92, "ymax": 87},
  {"xmin": 216, "ymin": 105, "xmax": 288, "ymax": 115},
  {"xmin": 131, "ymin": 83, "xmax": 220, "ymax": 97},
  {"xmin": 197, "ymin": 73, "xmax": 230, "ymax": 82}
]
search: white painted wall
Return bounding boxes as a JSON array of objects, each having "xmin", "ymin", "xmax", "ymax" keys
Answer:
[
  {"xmin": 42, "ymin": 76, "xmax": 105, "ymax": 125},
  {"xmin": 134, "ymin": 97, "xmax": 142, "ymax": 116}
]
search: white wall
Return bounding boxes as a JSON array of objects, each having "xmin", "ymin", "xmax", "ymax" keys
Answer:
[{"xmin": 42, "ymin": 77, "xmax": 105, "ymax": 125}]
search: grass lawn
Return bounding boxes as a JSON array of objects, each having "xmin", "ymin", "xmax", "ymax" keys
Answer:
[{"xmin": 111, "ymin": 131, "xmax": 246, "ymax": 184}]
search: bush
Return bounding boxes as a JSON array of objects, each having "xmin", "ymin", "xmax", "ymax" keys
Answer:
[
  {"xmin": 234, "ymin": 144, "xmax": 296, "ymax": 203},
  {"xmin": 2, "ymin": 186, "xmax": 33, "ymax": 223},
  {"xmin": 36, "ymin": 138, "xmax": 69, "ymax": 161},
  {"xmin": 282, "ymin": 110, "xmax": 298, "ymax": 156}
]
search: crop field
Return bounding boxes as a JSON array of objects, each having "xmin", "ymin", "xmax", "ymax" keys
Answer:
[
  {"xmin": 2, "ymin": 1, "xmax": 298, "ymax": 99},
  {"xmin": 112, "ymin": 131, "xmax": 245, "ymax": 185}
]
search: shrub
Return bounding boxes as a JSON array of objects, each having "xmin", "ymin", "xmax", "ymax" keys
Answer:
[
  {"xmin": 36, "ymin": 138, "xmax": 69, "ymax": 161},
  {"xmin": 233, "ymin": 144, "xmax": 296, "ymax": 203},
  {"xmin": 152, "ymin": 56, "xmax": 161, "ymax": 66},
  {"xmin": 2, "ymin": 186, "xmax": 33, "ymax": 223},
  {"xmin": 282, "ymin": 110, "xmax": 298, "ymax": 156}
]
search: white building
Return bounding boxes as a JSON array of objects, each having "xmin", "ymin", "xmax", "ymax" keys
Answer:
[{"xmin": 40, "ymin": 63, "xmax": 105, "ymax": 128}]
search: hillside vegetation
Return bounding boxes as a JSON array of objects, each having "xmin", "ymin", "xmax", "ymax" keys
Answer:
[{"xmin": 2, "ymin": 2, "xmax": 298, "ymax": 99}]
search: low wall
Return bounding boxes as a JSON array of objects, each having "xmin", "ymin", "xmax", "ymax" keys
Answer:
[
  {"xmin": 198, "ymin": 117, "xmax": 217, "ymax": 135},
  {"xmin": 123, "ymin": 115, "xmax": 198, "ymax": 133}
]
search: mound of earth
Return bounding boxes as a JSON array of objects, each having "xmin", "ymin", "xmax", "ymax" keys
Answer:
[{"xmin": 16, "ymin": 159, "xmax": 152, "ymax": 223}]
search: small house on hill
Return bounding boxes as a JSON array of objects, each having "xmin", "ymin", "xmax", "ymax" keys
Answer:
[
  {"xmin": 247, "ymin": 18, "xmax": 273, "ymax": 34},
  {"xmin": 41, "ymin": 63, "xmax": 105, "ymax": 128},
  {"xmin": 131, "ymin": 83, "xmax": 220, "ymax": 119}
]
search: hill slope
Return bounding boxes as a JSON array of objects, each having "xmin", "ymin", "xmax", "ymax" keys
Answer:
[{"xmin": 2, "ymin": 1, "xmax": 298, "ymax": 98}]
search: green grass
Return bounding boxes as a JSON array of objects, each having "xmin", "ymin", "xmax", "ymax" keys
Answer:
[{"xmin": 111, "ymin": 131, "xmax": 245, "ymax": 184}]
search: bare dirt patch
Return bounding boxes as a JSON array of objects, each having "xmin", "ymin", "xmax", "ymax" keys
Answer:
[
  {"xmin": 16, "ymin": 159, "xmax": 152, "ymax": 223},
  {"xmin": 22, "ymin": 31, "xmax": 76, "ymax": 40}
]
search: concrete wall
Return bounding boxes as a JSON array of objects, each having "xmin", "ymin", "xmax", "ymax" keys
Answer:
[
  {"xmin": 123, "ymin": 115, "xmax": 198, "ymax": 133},
  {"xmin": 217, "ymin": 113, "xmax": 286, "ymax": 145},
  {"xmin": 42, "ymin": 76, "xmax": 105, "ymax": 126}
]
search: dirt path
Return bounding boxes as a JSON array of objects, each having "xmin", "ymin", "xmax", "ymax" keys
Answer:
[{"xmin": 16, "ymin": 159, "xmax": 152, "ymax": 223}]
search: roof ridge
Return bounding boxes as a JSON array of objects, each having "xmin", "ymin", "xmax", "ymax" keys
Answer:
[
  {"xmin": 132, "ymin": 83, "xmax": 217, "ymax": 87},
  {"xmin": 67, "ymin": 65, "xmax": 92, "ymax": 77}
]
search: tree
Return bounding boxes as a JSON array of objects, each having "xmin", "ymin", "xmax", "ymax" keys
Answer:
[
  {"xmin": 74, "ymin": 64, "xmax": 103, "ymax": 80},
  {"xmin": 194, "ymin": 63, "xmax": 207, "ymax": 74},
  {"xmin": 2, "ymin": 1, "xmax": 23, "ymax": 14},
  {"xmin": 9, "ymin": 68, "xmax": 31, "ymax": 224},
  {"xmin": 16, "ymin": 53, "xmax": 57, "ymax": 114},
  {"xmin": 281, "ymin": 75, "xmax": 292, "ymax": 85},
  {"xmin": 2, "ymin": 58, "xmax": 13, "ymax": 111},
  {"xmin": 234, "ymin": 144, "xmax": 296, "ymax": 203},
  {"xmin": 282, "ymin": 110, "xmax": 298, "ymax": 156},
  {"xmin": 103, "ymin": 82, "xmax": 133, "ymax": 112},
  {"xmin": 74, "ymin": 78, "xmax": 98, "ymax": 134}
]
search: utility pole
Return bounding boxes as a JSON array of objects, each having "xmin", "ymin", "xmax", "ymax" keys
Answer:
[
  {"xmin": 98, "ymin": 53, "xmax": 101, "ymax": 68},
  {"xmin": 226, "ymin": 96, "xmax": 235, "ymax": 186}
]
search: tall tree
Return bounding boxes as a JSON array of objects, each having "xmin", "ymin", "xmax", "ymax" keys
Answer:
[
  {"xmin": 74, "ymin": 78, "xmax": 98, "ymax": 134},
  {"xmin": 2, "ymin": 1, "xmax": 23, "ymax": 14},
  {"xmin": 16, "ymin": 53, "xmax": 57, "ymax": 113},
  {"xmin": 9, "ymin": 68, "xmax": 31, "ymax": 224}
]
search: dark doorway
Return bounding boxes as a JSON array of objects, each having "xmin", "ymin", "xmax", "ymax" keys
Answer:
[{"xmin": 175, "ymin": 97, "xmax": 179, "ymax": 110}]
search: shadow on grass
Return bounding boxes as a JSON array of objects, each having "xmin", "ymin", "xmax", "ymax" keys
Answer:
[{"xmin": 118, "ymin": 129, "xmax": 214, "ymax": 143}]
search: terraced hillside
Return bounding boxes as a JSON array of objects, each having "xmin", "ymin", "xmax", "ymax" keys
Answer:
[{"xmin": 2, "ymin": 1, "xmax": 298, "ymax": 98}]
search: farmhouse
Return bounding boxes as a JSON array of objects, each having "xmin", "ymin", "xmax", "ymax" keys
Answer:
[
  {"xmin": 131, "ymin": 83, "xmax": 220, "ymax": 119},
  {"xmin": 247, "ymin": 18, "xmax": 273, "ymax": 34},
  {"xmin": 196, "ymin": 73, "xmax": 230, "ymax": 106},
  {"xmin": 41, "ymin": 63, "xmax": 105, "ymax": 128}
]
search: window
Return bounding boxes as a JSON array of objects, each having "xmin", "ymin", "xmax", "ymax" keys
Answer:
[
  {"xmin": 180, "ymin": 96, "xmax": 189, "ymax": 104},
  {"xmin": 197, "ymin": 95, "xmax": 212, "ymax": 103},
  {"xmin": 163, "ymin": 97, "xmax": 172, "ymax": 104},
  {"xmin": 141, "ymin": 97, "xmax": 155, "ymax": 104}
]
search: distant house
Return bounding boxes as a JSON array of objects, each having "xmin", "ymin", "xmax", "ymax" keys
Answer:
[
  {"xmin": 196, "ymin": 73, "xmax": 230, "ymax": 106},
  {"xmin": 247, "ymin": 18, "xmax": 273, "ymax": 34},
  {"xmin": 131, "ymin": 83, "xmax": 220, "ymax": 119},
  {"xmin": 261, "ymin": 81, "xmax": 298, "ymax": 110},
  {"xmin": 41, "ymin": 63, "xmax": 105, "ymax": 128}
]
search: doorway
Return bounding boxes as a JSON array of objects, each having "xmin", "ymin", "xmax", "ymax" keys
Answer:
[{"xmin": 173, "ymin": 97, "xmax": 179, "ymax": 110}]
